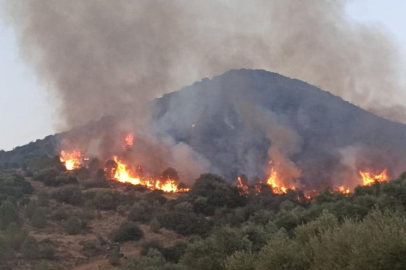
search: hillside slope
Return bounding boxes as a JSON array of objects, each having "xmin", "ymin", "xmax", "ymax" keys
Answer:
[{"xmin": 2, "ymin": 69, "xmax": 406, "ymax": 189}]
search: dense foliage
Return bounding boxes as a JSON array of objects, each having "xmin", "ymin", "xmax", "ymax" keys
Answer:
[{"xmin": 2, "ymin": 161, "xmax": 406, "ymax": 270}]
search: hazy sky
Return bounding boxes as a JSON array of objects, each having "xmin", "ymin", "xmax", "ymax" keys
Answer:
[{"xmin": 1, "ymin": 0, "xmax": 406, "ymax": 151}]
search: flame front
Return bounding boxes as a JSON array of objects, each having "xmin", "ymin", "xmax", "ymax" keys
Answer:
[
  {"xmin": 360, "ymin": 169, "xmax": 389, "ymax": 186},
  {"xmin": 266, "ymin": 168, "xmax": 291, "ymax": 194},
  {"xmin": 60, "ymin": 151, "xmax": 82, "ymax": 171},
  {"xmin": 336, "ymin": 186, "xmax": 351, "ymax": 194},
  {"xmin": 237, "ymin": 177, "xmax": 249, "ymax": 194},
  {"xmin": 112, "ymin": 156, "xmax": 186, "ymax": 193}
]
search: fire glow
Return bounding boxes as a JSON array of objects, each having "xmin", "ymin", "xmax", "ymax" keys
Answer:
[
  {"xmin": 360, "ymin": 169, "xmax": 389, "ymax": 186},
  {"xmin": 124, "ymin": 133, "xmax": 134, "ymax": 149},
  {"xmin": 60, "ymin": 151, "xmax": 82, "ymax": 171},
  {"xmin": 112, "ymin": 156, "xmax": 188, "ymax": 193},
  {"xmin": 266, "ymin": 168, "xmax": 292, "ymax": 194},
  {"xmin": 59, "ymin": 134, "xmax": 188, "ymax": 193},
  {"xmin": 237, "ymin": 167, "xmax": 390, "ymax": 197}
]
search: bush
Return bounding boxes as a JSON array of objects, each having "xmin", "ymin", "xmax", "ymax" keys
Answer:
[
  {"xmin": 150, "ymin": 218, "xmax": 161, "ymax": 233},
  {"xmin": 158, "ymin": 212, "xmax": 212, "ymax": 236},
  {"xmin": 93, "ymin": 191, "xmax": 114, "ymax": 210},
  {"xmin": 36, "ymin": 261, "xmax": 52, "ymax": 270},
  {"xmin": 33, "ymin": 168, "xmax": 60, "ymax": 186},
  {"xmin": 108, "ymin": 250, "xmax": 121, "ymax": 266},
  {"xmin": 0, "ymin": 172, "xmax": 33, "ymax": 199},
  {"xmin": 181, "ymin": 227, "xmax": 251, "ymax": 270},
  {"xmin": 25, "ymin": 200, "xmax": 38, "ymax": 219},
  {"xmin": 51, "ymin": 207, "xmax": 68, "ymax": 221},
  {"xmin": 225, "ymin": 251, "xmax": 257, "ymax": 270},
  {"xmin": 65, "ymin": 216, "xmax": 83, "ymax": 235},
  {"xmin": 53, "ymin": 186, "xmax": 83, "ymax": 205},
  {"xmin": 21, "ymin": 236, "xmax": 40, "ymax": 259},
  {"xmin": 40, "ymin": 243, "xmax": 55, "ymax": 260},
  {"xmin": 31, "ymin": 207, "xmax": 48, "ymax": 228},
  {"xmin": 37, "ymin": 191, "xmax": 50, "ymax": 207},
  {"xmin": 0, "ymin": 236, "xmax": 14, "ymax": 261},
  {"xmin": 256, "ymin": 235, "xmax": 310, "ymax": 270},
  {"xmin": 0, "ymin": 201, "xmax": 19, "ymax": 230},
  {"xmin": 4, "ymin": 223, "xmax": 28, "ymax": 251},
  {"xmin": 81, "ymin": 240, "xmax": 101, "ymax": 257},
  {"xmin": 163, "ymin": 242, "xmax": 188, "ymax": 263},
  {"xmin": 110, "ymin": 222, "xmax": 144, "ymax": 243},
  {"xmin": 140, "ymin": 240, "xmax": 164, "ymax": 256}
]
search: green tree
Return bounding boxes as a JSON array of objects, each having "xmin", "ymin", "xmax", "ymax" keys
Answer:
[{"xmin": 0, "ymin": 201, "xmax": 19, "ymax": 230}]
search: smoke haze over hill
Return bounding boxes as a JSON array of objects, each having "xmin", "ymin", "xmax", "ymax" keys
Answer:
[{"xmin": 2, "ymin": 0, "xmax": 405, "ymax": 129}]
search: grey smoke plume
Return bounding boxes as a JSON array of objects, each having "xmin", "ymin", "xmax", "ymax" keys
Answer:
[{"xmin": 2, "ymin": 0, "xmax": 405, "ymax": 128}]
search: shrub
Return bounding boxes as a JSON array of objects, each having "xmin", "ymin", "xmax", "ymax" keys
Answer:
[
  {"xmin": 163, "ymin": 242, "xmax": 188, "ymax": 263},
  {"xmin": 53, "ymin": 186, "xmax": 83, "ymax": 205},
  {"xmin": 181, "ymin": 227, "xmax": 251, "ymax": 270},
  {"xmin": 158, "ymin": 212, "xmax": 212, "ymax": 236},
  {"xmin": 225, "ymin": 251, "xmax": 257, "ymax": 270},
  {"xmin": 0, "ymin": 172, "xmax": 33, "ymax": 199},
  {"xmin": 81, "ymin": 240, "xmax": 101, "ymax": 257},
  {"xmin": 117, "ymin": 205, "xmax": 127, "ymax": 215},
  {"xmin": 37, "ymin": 191, "xmax": 50, "ymax": 207},
  {"xmin": 110, "ymin": 222, "xmax": 144, "ymax": 243},
  {"xmin": 108, "ymin": 250, "xmax": 121, "ymax": 266},
  {"xmin": 174, "ymin": 202, "xmax": 193, "ymax": 212},
  {"xmin": 256, "ymin": 235, "xmax": 310, "ymax": 270},
  {"xmin": 40, "ymin": 244, "xmax": 55, "ymax": 260},
  {"xmin": 0, "ymin": 236, "xmax": 14, "ymax": 261},
  {"xmin": 140, "ymin": 240, "xmax": 165, "ymax": 256},
  {"xmin": 33, "ymin": 168, "xmax": 60, "ymax": 186},
  {"xmin": 36, "ymin": 261, "xmax": 52, "ymax": 270},
  {"xmin": 65, "ymin": 216, "xmax": 83, "ymax": 235},
  {"xmin": 93, "ymin": 191, "xmax": 114, "ymax": 210},
  {"xmin": 51, "ymin": 207, "xmax": 68, "ymax": 221},
  {"xmin": 25, "ymin": 200, "xmax": 38, "ymax": 219},
  {"xmin": 31, "ymin": 207, "xmax": 48, "ymax": 228},
  {"xmin": 21, "ymin": 236, "xmax": 40, "ymax": 259},
  {"xmin": 4, "ymin": 223, "xmax": 28, "ymax": 251},
  {"xmin": 0, "ymin": 201, "xmax": 19, "ymax": 230},
  {"xmin": 150, "ymin": 218, "xmax": 161, "ymax": 233}
]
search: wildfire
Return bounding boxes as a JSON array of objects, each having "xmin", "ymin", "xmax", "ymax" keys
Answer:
[
  {"xmin": 336, "ymin": 186, "xmax": 351, "ymax": 194},
  {"xmin": 60, "ymin": 151, "xmax": 82, "ymax": 171},
  {"xmin": 237, "ymin": 177, "xmax": 249, "ymax": 194},
  {"xmin": 124, "ymin": 133, "xmax": 134, "ymax": 149},
  {"xmin": 266, "ymin": 168, "xmax": 291, "ymax": 194},
  {"xmin": 111, "ymin": 156, "xmax": 187, "ymax": 193},
  {"xmin": 360, "ymin": 169, "xmax": 389, "ymax": 186}
]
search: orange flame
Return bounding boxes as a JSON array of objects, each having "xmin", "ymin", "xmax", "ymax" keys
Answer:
[
  {"xmin": 237, "ymin": 177, "xmax": 249, "ymax": 194},
  {"xmin": 360, "ymin": 169, "xmax": 389, "ymax": 186},
  {"xmin": 266, "ymin": 168, "xmax": 292, "ymax": 194},
  {"xmin": 124, "ymin": 133, "xmax": 134, "ymax": 149},
  {"xmin": 60, "ymin": 151, "xmax": 82, "ymax": 171},
  {"xmin": 111, "ymin": 156, "xmax": 187, "ymax": 193},
  {"xmin": 336, "ymin": 186, "xmax": 351, "ymax": 194}
]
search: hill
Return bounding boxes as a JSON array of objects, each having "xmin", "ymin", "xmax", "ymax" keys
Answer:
[{"xmin": 2, "ymin": 69, "xmax": 406, "ymax": 189}]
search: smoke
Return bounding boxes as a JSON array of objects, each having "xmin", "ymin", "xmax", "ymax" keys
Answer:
[
  {"xmin": 3, "ymin": 0, "xmax": 405, "ymax": 128},
  {"xmin": 2, "ymin": 0, "xmax": 405, "ymax": 183}
]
